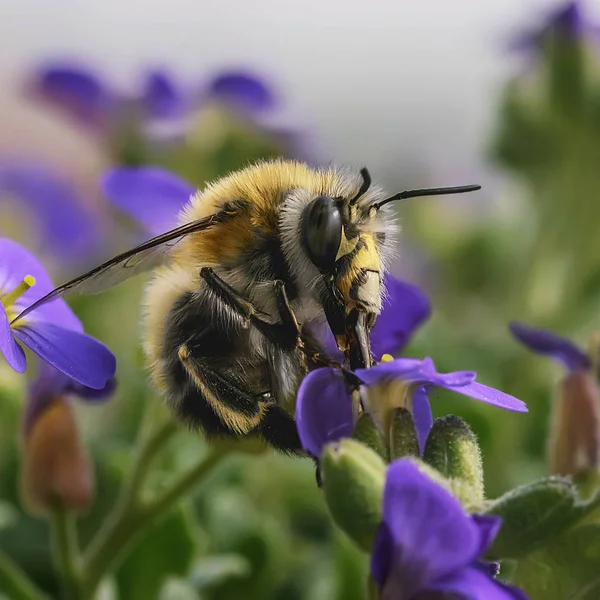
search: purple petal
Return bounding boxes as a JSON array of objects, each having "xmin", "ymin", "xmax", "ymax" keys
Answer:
[
  {"xmin": 354, "ymin": 357, "xmax": 426, "ymax": 386},
  {"xmin": 371, "ymin": 276, "xmax": 431, "ymax": 358},
  {"xmin": 374, "ymin": 460, "xmax": 480, "ymax": 592},
  {"xmin": 13, "ymin": 323, "xmax": 116, "ymax": 389},
  {"xmin": 0, "ymin": 238, "xmax": 56, "ymax": 298},
  {"xmin": 445, "ymin": 380, "xmax": 528, "ymax": 413},
  {"xmin": 30, "ymin": 64, "xmax": 112, "ymax": 126},
  {"xmin": 296, "ymin": 368, "xmax": 353, "ymax": 458},
  {"xmin": 206, "ymin": 72, "xmax": 276, "ymax": 113},
  {"xmin": 102, "ymin": 167, "xmax": 194, "ymax": 237},
  {"xmin": 412, "ymin": 387, "xmax": 433, "ymax": 455},
  {"xmin": 0, "ymin": 304, "xmax": 26, "ymax": 372},
  {"xmin": 0, "ymin": 239, "xmax": 81, "ymax": 331},
  {"xmin": 356, "ymin": 357, "xmax": 475, "ymax": 389},
  {"xmin": 472, "ymin": 514, "xmax": 503, "ymax": 556},
  {"xmin": 371, "ymin": 522, "xmax": 394, "ymax": 588},
  {"xmin": 142, "ymin": 70, "xmax": 186, "ymax": 120},
  {"xmin": 431, "ymin": 565, "xmax": 529, "ymax": 600},
  {"xmin": 0, "ymin": 163, "xmax": 103, "ymax": 264},
  {"xmin": 509, "ymin": 322, "xmax": 590, "ymax": 373}
]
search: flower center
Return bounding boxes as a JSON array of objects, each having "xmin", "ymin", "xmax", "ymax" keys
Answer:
[{"xmin": 1, "ymin": 274, "xmax": 36, "ymax": 318}]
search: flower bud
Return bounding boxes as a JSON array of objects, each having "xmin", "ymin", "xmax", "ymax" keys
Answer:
[
  {"xmin": 20, "ymin": 397, "xmax": 94, "ymax": 515},
  {"xmin": 548, "ymin": 370, "xmax": 600, "ymax": 479},
  {"xmin": 352, "ymin": 412, "xmax": 389, "ymax": 461},
  {"xmin": 423, "ymin": 415, "xmax": 484, "ymax": 504},
  {"xmin": 389, "ymin": 408, "xmax": 420, "ymax": 460},
  {"xmin": 321, "ymin": 439, "xmax": 386, "ymax": 552}
]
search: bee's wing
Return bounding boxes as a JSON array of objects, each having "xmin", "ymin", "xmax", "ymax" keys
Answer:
[{"xmin": 11, "ymin": 211, "xmax": 229, "ymax": 324}]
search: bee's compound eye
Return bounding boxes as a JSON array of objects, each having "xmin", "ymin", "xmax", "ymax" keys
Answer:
[{"xmin": 302, "ymin": 196, "xmax": 342, "ymax": 270}]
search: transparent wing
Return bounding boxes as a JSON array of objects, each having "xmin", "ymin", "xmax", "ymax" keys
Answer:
[{"xmin": 11, "ymin": 210, "xmax": 232, "ymax": 324}]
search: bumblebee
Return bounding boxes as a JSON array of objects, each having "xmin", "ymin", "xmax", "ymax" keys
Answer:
[{"xmin": 14, "ymin": 159, "xmax": 480, "ymax": 454}]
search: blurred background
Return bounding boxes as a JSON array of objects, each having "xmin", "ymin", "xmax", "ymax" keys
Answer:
[{"xmin": 2, "ymin": 0, "xmax": 600, "ymax": 598}]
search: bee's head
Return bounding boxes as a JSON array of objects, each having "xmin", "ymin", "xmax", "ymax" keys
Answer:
[
  {"xmin": 281, "ymin": 165, "xmax": 480, "ymax": 368},
  {"xmin": 299, "ymin": 168, "xmax": 392, "ymax": 368}
]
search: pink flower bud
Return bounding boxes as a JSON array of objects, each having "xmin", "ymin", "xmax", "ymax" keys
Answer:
[
  {"xmin": 548, "ymin": 371, "xmax": 600, "ymax": 476},
  {"xmin": 20, "ymin": 397, "xmax": 94, "ymax": 515}
]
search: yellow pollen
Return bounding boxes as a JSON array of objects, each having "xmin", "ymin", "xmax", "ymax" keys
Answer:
[
  {"xmin": 381, "ymin": 354, "xmax": 394, "ymax": 363},
  {"xmin": 1, "ymin": 275, "xmax": 36, "ymax": 309}
]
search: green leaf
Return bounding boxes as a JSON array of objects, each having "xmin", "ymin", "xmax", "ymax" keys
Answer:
[
  {"xmin": 160, "ymin": 578, "xmax": 201, "ymax": 600},
  {"xmin": 511, "ymin": 524, "xmax": 600, "ymax": 600},
  {"xmin": 0, "ymin": 502, "xmax": 18, "ymax": 532},
  {"xmin": 115, "ymin": 503, "xmax": 199, "ymax": 600},
  {"xmin": 484, "ymin": 477, "xmax": 579, "ymax": 559},
  {"xmin": 188, "ymin": 554, "xmax": 251, "ymax": 590}
]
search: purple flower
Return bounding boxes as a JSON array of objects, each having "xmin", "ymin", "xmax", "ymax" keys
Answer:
[
  {"xmin": 24, "ymin": 360, "xmax": 115, "ymax": 434},
  {"xmin": 0, "ymin": 238, "xmax": 116, "ymax": 388},
  {"xmin": 101, "ymin": 166, "xmax": 195, "ymax": 237},
  {"xmin": 296, "ymin": 356, "xmax": 527, "ymax": 458},
  {"xmin": 0, "ymin": 162, "xmax": 104, "ymax": 266},
  {"xmin": 371, "ymin": 460, "xmax": 528, "ymax": 600},
  {"xmin": 510, "ymin": 1, "xmax": 600, "ymax": 52},
  {"xmin": 509, "ymin": 322, "xmax": 590, "ymax": 373},
  {"xmin": 203, "ymin": 71, "xmax": 277, "ymax": 114}
]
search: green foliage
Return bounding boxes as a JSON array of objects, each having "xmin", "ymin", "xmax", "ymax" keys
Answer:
[{"xmin": 114, "ymin": 504, "xmax": 198, "ymax": 600}]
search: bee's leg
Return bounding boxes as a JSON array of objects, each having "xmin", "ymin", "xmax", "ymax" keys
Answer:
[
  {"xmin": 177, "ymin": 345, "xmax": 303, "ymax": 454},
  {"xmin": 200, "ymin": 267, "xmax": 299, "ymax": 351}
]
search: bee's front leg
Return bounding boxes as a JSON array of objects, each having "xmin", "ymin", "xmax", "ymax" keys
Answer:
[{"xmin": 199, "ymin": 267, "xmax": 300, "ymax": 351}]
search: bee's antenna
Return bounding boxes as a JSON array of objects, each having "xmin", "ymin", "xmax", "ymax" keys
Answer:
[
  {"xmin": 374, "ymin": 184, "xmax": 481, "ymax": 210},
  {"xmin": 349, "ymin": 167, "xmax": 372, "ymax": 206}
]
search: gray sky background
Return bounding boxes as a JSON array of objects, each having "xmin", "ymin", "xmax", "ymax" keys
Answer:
[{"xmin": 0, "ymin": 0, "xmax": 598, "ymax": 190}]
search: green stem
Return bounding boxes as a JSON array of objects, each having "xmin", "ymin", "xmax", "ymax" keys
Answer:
[
  {"xmin": 142, "ymin": 448, "xmax": 226, "ymax": 518},
  {"xmin": 0, "ymin": 551, "xmax": 48, "ymax": 600},
  {"xmin": 367, "ymin": 575, "xmax": 380, "ymax": 600},
  {"xmin": 81, "ymin": 420, "xmax": 176, "ymax": 596},
  {"xmin": 81, "ymin": 420, "xmax": 229, "ymax": 597},
  {"xmin": 50, "ymin": 506, "xmax": 83, "ymax": 600}
]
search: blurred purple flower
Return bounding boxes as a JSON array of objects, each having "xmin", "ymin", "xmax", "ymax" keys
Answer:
[
  {"xmin": 371, "ymin": 460, "xmax": 529, "ymax": 600},
  {"xmin": 0, "ymin": 162, "xmax": 104, "ymax": 265},
  {"xmin": 510, "ymin": 322, "xmax": 600, "ymax": 476},
  {"xmin": 24, "ymin": 360, "xmax": 115, "ymax": 434},
  {"xmin": 204, "ymin": 72, "xmax": 277, "ymax": 113},
  {"xmin": 510, "ymin": 1, "xmax": 600, "ymax": 52},
  {"xmin": 0, "ymin": 238, "xmax": 116, "ymax": 388},
  {"xmin": 101, "ymin": 166, "xmax": 195, "ymax": 237},
  {"xmin": 28, "ymin": 63, "xmax": 304, "ymax": 146},
  {"xmin": 509, "ymin": 321, "xmax": 590, "ymax": 373},
  {"xmin": 296, "ymin": 356, "xmax": 527, "ymax": 458}
]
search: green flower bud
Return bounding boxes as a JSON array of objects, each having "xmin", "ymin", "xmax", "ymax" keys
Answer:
[
  {"xmin": 389, "ymin": 408, "xmax": 420, "ymax": 460},
  {"xmin": 321, "ymin": 439, "xmax": 386, "ymax": 552},
  {"xmin": 423, "ymin": 415, "xmax": 484, "ymax": 505},
  {"xmin": 353, "ymin": 412, "xmax": 389, "ymax": 461}
]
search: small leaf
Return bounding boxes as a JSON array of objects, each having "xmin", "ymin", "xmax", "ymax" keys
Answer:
[
  {"xmin": 511, "ymin": 524, "xmax": 600, "ymax": 600},
  {"xmin": 189, "ymin": 554, "xmax": 251, "ymax": 590},
  {"xmin": 484, "ymin": 477, "xmax": 580, "ymax": 558},
  {"xmin": 160, "ymin": 578, "xmax": 201, "ymax": 600},
  {"xmin": 0, "ymin": 501, "xmax": 18, "ymax": 531}
]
